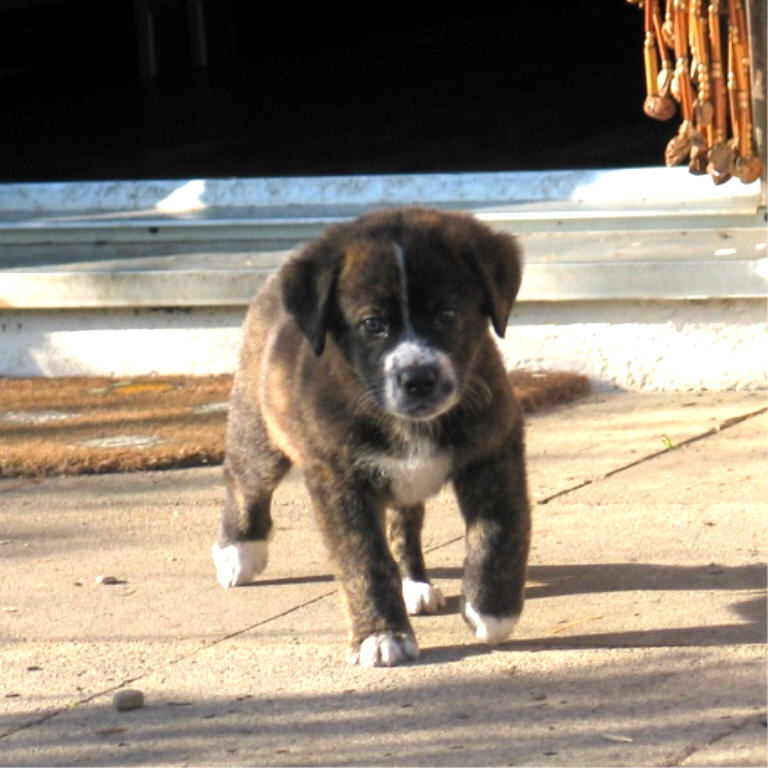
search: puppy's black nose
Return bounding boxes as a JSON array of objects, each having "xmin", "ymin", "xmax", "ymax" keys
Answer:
[{"xmin": 398, "ymin": 364, "xmax": 438, "ymax": 398}]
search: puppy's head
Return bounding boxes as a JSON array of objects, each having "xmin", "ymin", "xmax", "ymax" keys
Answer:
[{"xmin": 281, "ymin": 207, "xmax": 521, "ymax": 422}]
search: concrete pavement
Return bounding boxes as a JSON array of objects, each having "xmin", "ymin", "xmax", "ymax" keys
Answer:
[{"xmin": 0, "ymin": 391, "xmax": 765, "ymax": 766}]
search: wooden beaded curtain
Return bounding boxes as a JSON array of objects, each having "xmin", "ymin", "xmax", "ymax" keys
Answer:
[{"xmin": 628, "ymin": 0, "xmax": 762, "ymax": 184}]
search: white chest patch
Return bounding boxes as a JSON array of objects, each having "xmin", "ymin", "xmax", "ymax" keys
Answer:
[{"xmin": 365, "ymin": 438, "xmax": 451, "ymax": 505}]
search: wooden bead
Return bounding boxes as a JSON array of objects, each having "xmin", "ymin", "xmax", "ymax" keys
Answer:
[
  {"xmin": 665, "ymin": 134, "xmax": 692, "ymax": 166},
  {"xmin": 706, "ymin": 142, "xmax": 735, "ymax": 183},
  {"xmin": 688, "ymin": 129, "xmax": 709, "ymax": 174},
  {"xmin": 644, "ymin": 94, "xmax": 677, "ymax": 120},
  {"xmin": 662, "ymin": 19, "xmax": 676, "ymax": 48},
  {"xmin": 734, "ymin": 156, "xmax": 762, "ymax": 184},
  {"xmin": 695, "ymin": 99, "xmax": 714, "ymax": 125},
  {"xmin": 658, "ymin": 65, "xmax": 674, "ymax": 96}
]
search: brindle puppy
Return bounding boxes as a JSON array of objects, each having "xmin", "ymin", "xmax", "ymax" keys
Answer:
[{"xmin": 213, "ymin": 207, "xmax": 530, "ymax": 666}]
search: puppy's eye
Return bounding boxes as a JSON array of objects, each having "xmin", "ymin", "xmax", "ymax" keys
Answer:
[
  {"xmin": 437, "ymin": 308, "xmax": 457, "ymax": 326},
  {"xmin": 361, "ymin": 316, "xmax": 387, "ymax": 336}
]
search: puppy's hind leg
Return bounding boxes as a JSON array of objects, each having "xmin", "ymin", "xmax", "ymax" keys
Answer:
[
  {"xmin": 388, "ymin": 504, "xmax": 446, "ymax": 615},
  {"xmin": 213, "ymin": 397, "xmax": 290, "ymax": 588}
]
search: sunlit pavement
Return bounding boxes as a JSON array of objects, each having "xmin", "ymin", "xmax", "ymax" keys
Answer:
[{"xmin": 1, "ymin": 391, "xmax": 765, "ymax": 767}]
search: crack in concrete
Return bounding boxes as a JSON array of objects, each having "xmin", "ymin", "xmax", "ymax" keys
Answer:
[
  {"xmin": 0, "ymin": 589, "xmax": 341, "ymax": 741},
  {"xmin": 664, "ymin": 711, "xmax": 768, "ymax": 767},
  {"xmin": 537, "ymin": 405, "xmax": 767, "ymax": 506}
]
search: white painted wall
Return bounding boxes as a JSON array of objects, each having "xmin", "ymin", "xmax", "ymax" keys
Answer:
[
  {"xmin": 0, "ymin": 308, "xmax": 244, "ymax": 378},
  {"xmin": 2, "ymin": 300, "xmax": 765, "ymax": 391},
  {"xmin": 501, "ymin": 299, "xmax": 767, "ymax": 391}
]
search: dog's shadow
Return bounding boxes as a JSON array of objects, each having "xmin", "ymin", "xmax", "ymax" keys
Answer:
[
  {"xmin": 428, "ymin": 562, "xmax": 765, "ymax": 600},
  {"xmin": 245, "ymin": 574, "xmax": 335, "ymax": 588},
  {"xmin": 424, "ymin": 562, "xmax": 766, "ymax": 658},
  {"xmin": 250, "ymin": 561, "xmax": 764, "ymax": 601},
  {"xmin": 243, "ymin": 562, "xmax": 765, "ymax": 661}
]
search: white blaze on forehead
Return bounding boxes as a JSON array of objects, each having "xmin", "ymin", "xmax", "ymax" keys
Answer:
[{"xmin": 393, "ymin": 243, "xmax": 412, "ymax": 332}]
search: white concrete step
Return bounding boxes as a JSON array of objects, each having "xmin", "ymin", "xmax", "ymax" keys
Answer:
[
  {"xmin": 0, "ymin": 169, "xmax": 764, "ymax": 309},
  {"xmin": 0, "ymin": 227, "xmax": 765, "ymax": 309}
]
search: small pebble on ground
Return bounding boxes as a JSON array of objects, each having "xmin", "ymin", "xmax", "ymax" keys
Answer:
[{"xmin": 113, "ymin": 689, "xmax": 144, "ymax": 711}]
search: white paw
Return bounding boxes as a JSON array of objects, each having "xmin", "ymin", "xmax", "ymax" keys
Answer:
[
  {"xmin": 463, "ymin": 601, "xmax": 518, "ymax": 644},
  {"xmin": 212, "ymin": 540, "xmax": 268, "ymax": 588},
  {"xmin": 402, "ymin": 578, "xmax": 446, "ymax": 615},
  {"xmin": 349, "ymin": 632, "xmax": 420, "ymax": 667}
]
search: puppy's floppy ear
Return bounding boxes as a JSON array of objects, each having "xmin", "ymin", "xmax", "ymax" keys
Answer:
[
  {"xmin": 280, "ymin": 239, "xmax": 340, "ymax": 356},
  {"xmin": 461, "ymin": 221, "xmax": 522, "ymax": 338}
]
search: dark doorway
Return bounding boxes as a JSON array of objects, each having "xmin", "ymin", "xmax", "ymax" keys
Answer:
[{"xmin": 1, "ymin": 0, "xmax": 671, "ymax": 182}]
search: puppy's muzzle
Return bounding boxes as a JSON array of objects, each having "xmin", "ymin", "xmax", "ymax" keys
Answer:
[{"xmin": 384, "ymin": 342, "xmax": 459, "ymax": 421}]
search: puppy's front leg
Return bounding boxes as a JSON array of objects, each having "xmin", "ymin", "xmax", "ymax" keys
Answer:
[
  {"xmin": 454, "ymin": 433, "xmax": 530, "ymax": 645},
  {"xmin": 388, "ymin": 505, "xmax": 446, "ymax": 615},
  {"xmin": 304, "ymin": 471, "xmax": 418, "ymax": 667}
]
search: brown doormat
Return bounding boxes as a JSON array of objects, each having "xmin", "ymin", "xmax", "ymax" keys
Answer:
[{"xmin": 0, "ymin": 371, "xmax": 589, "ymax": 478}]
